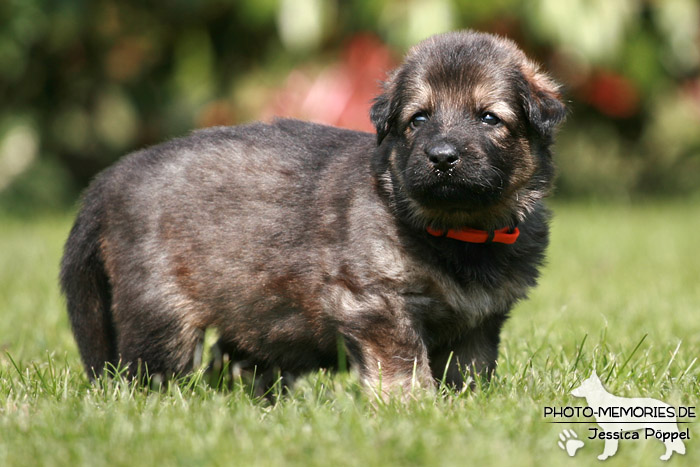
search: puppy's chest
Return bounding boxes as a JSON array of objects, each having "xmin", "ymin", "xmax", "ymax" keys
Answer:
[
  {"xmin": 356, "ymin": 241, "xmax": 526, "ymax": 329},
  {"xmin": 401, "ymin": 265, "xmax": 523, "ymax": 330}
]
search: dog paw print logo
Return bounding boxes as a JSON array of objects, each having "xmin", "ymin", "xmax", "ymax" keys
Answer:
[{"xmin": 558, "ymin": 429, "xmax": 584, "ymax": 456}]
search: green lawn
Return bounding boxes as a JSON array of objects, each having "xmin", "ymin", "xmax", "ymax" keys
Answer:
[{"xmin": 1, "ymin": 202, "xmax": 698, "ymax": 466}]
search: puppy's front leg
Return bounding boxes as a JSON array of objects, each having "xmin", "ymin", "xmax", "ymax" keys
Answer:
[
  {"xmin": 341, "ymin": 316, "xmax": 434, "ymax": 394},
  {"xmin": 430, "ymin": 312, "xmax": 508, "ymax": 388}
]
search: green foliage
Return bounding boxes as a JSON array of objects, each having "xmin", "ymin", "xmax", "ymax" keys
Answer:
[
  {"xmin": 1, "ymin": 0, "xmax": 699, "ymax": 208},
  {"xmin": 1, "ymin": 202, "xmax": 699, "ymax": 465}
]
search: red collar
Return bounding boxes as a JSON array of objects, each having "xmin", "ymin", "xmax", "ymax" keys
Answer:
[{"xmin": 426, "ymin": 226, "xmax": 520, "ymax": 244}]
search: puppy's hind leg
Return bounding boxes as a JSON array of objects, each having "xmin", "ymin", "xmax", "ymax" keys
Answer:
[{"xmin": 114, "ymin": 300, "xmax": 203, "ymax": 383}]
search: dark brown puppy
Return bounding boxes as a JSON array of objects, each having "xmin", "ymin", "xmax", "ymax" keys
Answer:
[{"xmin": 60, "ymin": 31, "xmax": 565, "ymax": 391}]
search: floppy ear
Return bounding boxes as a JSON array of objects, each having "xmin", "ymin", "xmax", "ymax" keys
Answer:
[
  {"xmin": 370, "ymin": 71, "xmax": 400, "ymax": 145},
  {"xmin": 370, "ymin": 92, "xmax": 392, "ymax": 145},
  {"xmin": 520, "ymin": 61, "xmax": 566, "ymax": 139}
]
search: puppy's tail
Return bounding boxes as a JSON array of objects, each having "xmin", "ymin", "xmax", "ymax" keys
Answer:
[{"xmin": 60, "ymin": 184, "xmax": 117, "ymax": 380}]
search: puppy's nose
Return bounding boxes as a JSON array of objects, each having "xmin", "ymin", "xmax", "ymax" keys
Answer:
[{"xmin": 426, "ymin": 142, "xmax": 459, "ymax": 171}]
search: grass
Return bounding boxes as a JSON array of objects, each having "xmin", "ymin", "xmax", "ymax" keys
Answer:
[{"xmin": 1, "ymin": 201, "xmax": 698, "ymax": 466}]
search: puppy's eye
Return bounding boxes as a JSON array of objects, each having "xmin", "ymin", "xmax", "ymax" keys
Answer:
[
  {"xmin": 410, "ymin": 113, "xmax": 428, "ymax": 129},
  {"xmin": 480, "ymin": 112, "xmax": 501, "ymax": 126}
]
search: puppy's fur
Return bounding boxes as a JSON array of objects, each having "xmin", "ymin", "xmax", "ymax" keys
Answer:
[{"xmin": 61, "ymin": 31, "xmax": 565, "ymax": 391}]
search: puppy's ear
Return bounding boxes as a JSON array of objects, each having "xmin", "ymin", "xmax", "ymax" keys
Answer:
[
  {"xmin": 520, "ymin": 61, "xmax": 566, "ymax": 139},
  {"xmin": 370, "ymin": 72, "xmax": 399, "ymax": 145},
  {"xmin": 370, "ymin": 93, "xmax": 391, "ymax": 144}
]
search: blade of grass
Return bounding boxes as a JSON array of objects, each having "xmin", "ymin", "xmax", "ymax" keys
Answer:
[
  {"xmin": 569, "ymin": 333, "xmax": 587, "ymax": 373},
  {"xmin": 616, "ymin": 333, "xmax": 647, "ymax": 378}
]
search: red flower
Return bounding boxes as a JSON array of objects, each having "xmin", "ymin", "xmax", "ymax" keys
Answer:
[
  {"xmin": 265, "ymin": 34, "xmax": 396, "ymax": 131},
  {"xmin": 582, "ymin": 71, "xmax": 640, "ymax": 118}
]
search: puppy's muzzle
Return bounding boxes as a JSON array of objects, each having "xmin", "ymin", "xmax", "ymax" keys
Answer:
[{"xmin": 425, "ymin": 142, "xmax": 459, "ymax": 172}]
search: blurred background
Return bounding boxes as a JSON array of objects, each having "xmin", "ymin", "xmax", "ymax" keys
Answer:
[{"xmin": 1, "ymin": 0, "xmax": 699, "ymax": 214}]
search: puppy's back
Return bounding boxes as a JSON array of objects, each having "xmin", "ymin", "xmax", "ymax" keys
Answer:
[{"xmin": 60, "ymin": 119, "xmax": 375, "ymax": 377}]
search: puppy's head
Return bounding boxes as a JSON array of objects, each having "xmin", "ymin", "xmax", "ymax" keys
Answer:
[{"xmin": 370, "ymin": 31, "xmax": 566, "ymax": 230}]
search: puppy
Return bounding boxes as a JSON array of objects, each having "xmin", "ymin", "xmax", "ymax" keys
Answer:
[{"xmin": 60, "ymin": 31, "xmax": 565, "ymax": 392}]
